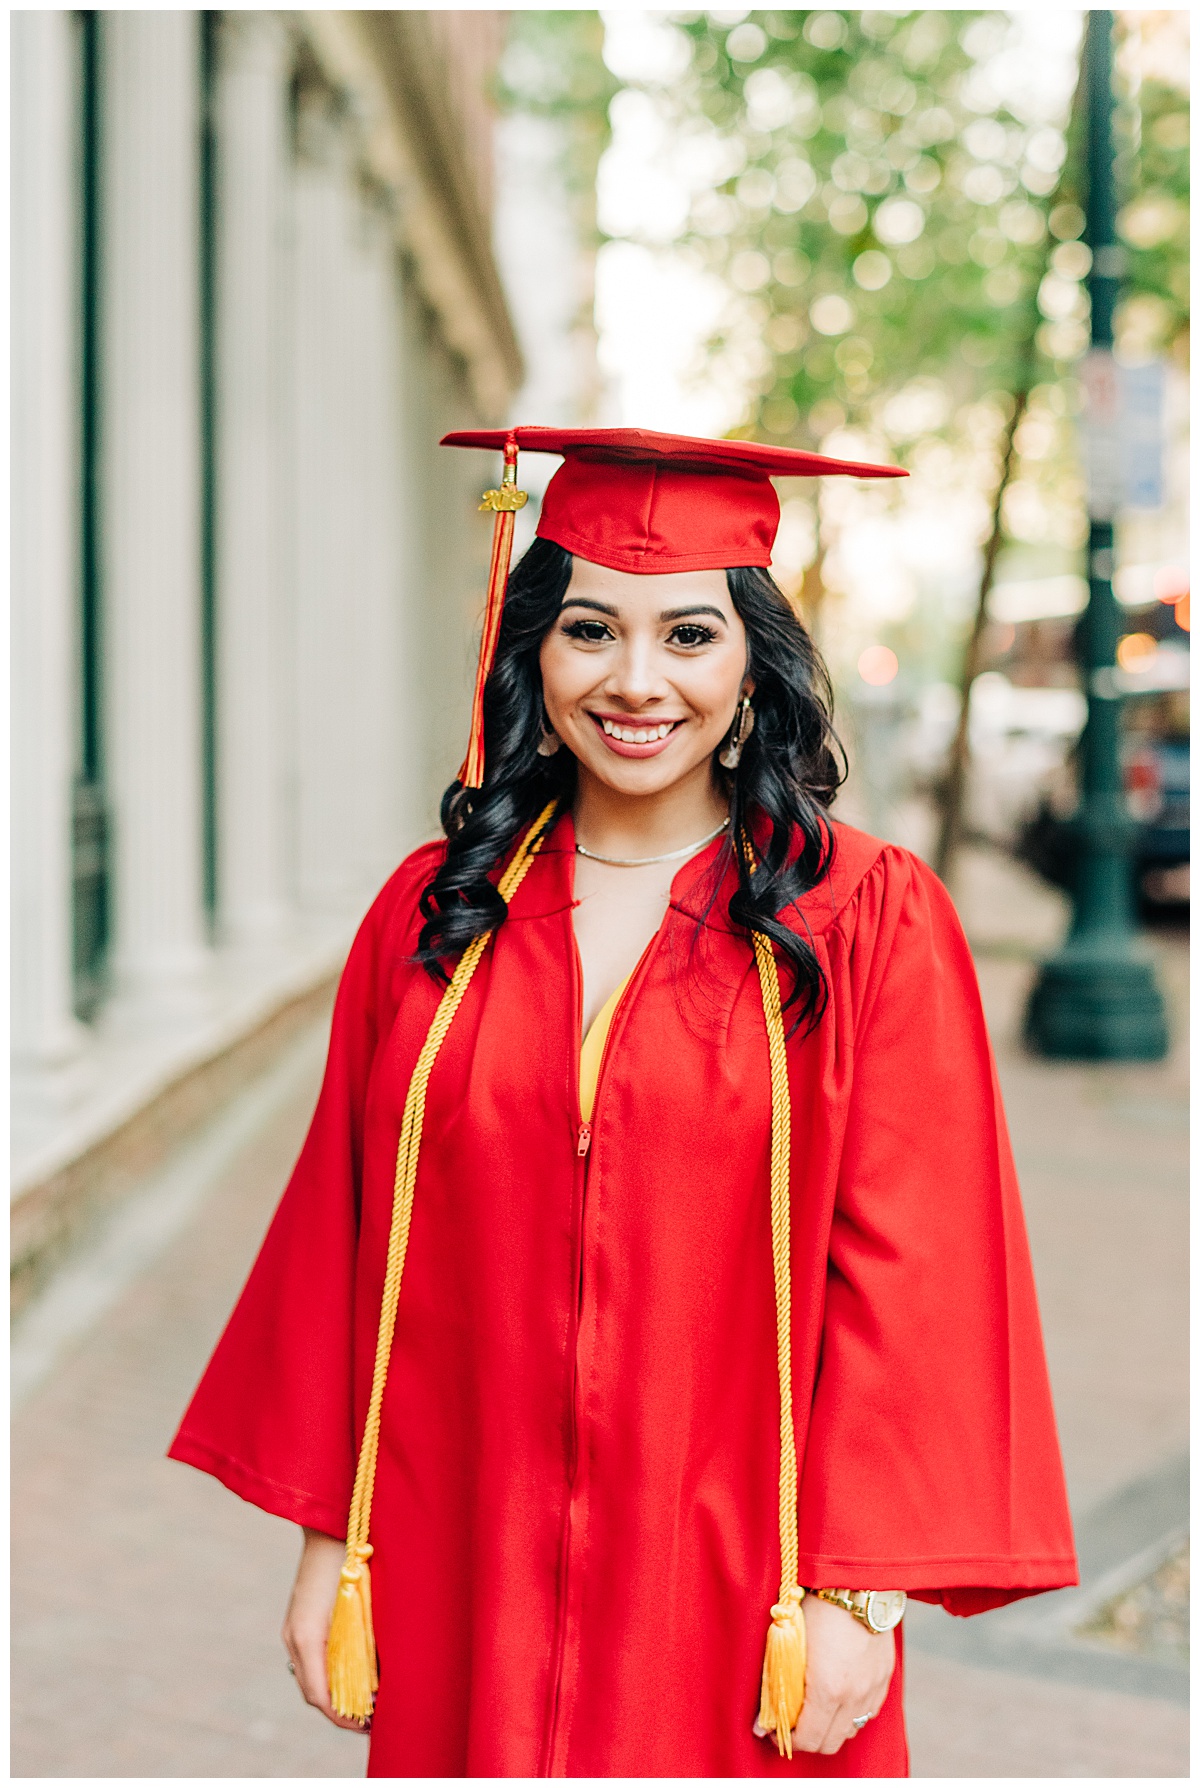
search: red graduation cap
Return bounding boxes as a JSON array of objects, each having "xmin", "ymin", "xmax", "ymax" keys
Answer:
[{"xmin": 441, "ymin": 425, "xmax": 906, "ymax": 787}]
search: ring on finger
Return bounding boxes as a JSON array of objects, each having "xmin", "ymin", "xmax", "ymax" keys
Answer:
[{"xmin": 851, "ymin": 1712, "xmax": 872, "ymax": 1732}]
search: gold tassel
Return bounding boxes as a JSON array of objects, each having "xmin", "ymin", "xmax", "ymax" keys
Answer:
[
  {"xmin": 327, "ymin": 1542, "xmax": 378, "ymax": 1723},
  {"xmin": 757, "ymin": 1585, "xmax": 807, "ymax": 1758}
]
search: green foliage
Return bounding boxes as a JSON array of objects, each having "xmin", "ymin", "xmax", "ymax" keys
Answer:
[
  {"xmin": 1113, "ymin": 63, "xmax": 1190, "ymax": 360},
  {"xmin": 661, "ymin": 11, "xmax": 1075, "ymax": 444},
  {"xmin": 633, "ymin": 11, "xmax": 1187, "ymax": 455}
]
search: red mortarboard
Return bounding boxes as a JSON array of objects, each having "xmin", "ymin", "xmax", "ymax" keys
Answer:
[{"xmin": 441, "ymin": 425, "xmax": 906, "ymax": 785}]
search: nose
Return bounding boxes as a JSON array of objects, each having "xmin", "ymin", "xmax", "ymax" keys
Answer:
[{"xmin": 603, "ymin": 632, "xmax": 672, "ymax": 710}]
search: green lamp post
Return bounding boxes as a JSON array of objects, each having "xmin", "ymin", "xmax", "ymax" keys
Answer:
[{"xmin": 1024, "ymin": 10, "xmax": 1168, "ymax": 1060}]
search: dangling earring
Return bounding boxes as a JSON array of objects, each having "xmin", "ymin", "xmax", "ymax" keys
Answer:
[
  {"xmin": 537, "ymin": 724, "xmax": 561, "ymax": 758},
  {"xmin": 719, "ymin": 695, "xmax": 755, "ymax": 770}
]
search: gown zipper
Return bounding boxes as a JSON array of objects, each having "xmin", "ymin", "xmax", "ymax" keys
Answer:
[
  {"xmin": 545, "ymin": 933, "xmax": 653, "ymax": 1773},
  {"xmin": 543, "ymin": 935, "xmax": 590, "ymax": 1774}
]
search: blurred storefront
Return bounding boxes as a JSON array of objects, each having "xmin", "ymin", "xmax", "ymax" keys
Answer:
[{"xmin": 11, "ymin": 11, "xmax": 553, "ymax": 1304}]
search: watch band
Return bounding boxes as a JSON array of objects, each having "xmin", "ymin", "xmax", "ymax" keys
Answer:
[{"xmin": 813, "ymin": 1588, "xmax": 906, "ymax": 1633}]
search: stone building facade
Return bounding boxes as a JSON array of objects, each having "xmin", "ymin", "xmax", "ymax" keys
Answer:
[{"xmin": 11, "ymin": 11, "xmax": 534, "ymax": 1298}]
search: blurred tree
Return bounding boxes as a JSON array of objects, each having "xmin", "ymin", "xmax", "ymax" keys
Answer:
[
  {"xmin": 491, "ymin": 13, "xmax": 1188, "ymax": 870},
  {"xmin": 666, "ymin": 12, "xmax": 1066, "ymax": 437},
  {"xmin": 652, "ymin": 12, "xmax": 1076, "ymax": 872},
  {"xmin": 656, "ymin": 11, "xmax": 1186, "ymax": 437},
  {"xmin": 929, "ymin": 6, "xmax": 1189, "ymax": 878},
  {"xmin": 1111, "ymin": 18, "xmax": 1190, "ymax": 364},
  {"xmin": 626, "ymin": 9, "xmax": 1186, "ymax": 873}
]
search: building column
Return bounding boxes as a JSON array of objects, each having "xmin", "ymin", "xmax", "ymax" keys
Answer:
[
  {"xmin": 11, "ymin": 12, "xmax": 88, "ymax": 1066},
  {"xmin": 214, "ymin": 12, "xmax": 290, "ymax": 942},
  {"xmin": 103, "ymin": 13, "xmax": 209, "ymax": 990},
  {"xmin": 354, "ymin": 207, "xmax": 411, "ymax": 887},
  {"xmin": 290, "ymin": 106, "xmax": 359, "ymax": 914}
]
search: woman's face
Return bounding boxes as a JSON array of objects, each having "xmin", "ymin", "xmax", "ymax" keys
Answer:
[{"xmin": 538, "ymin": 556, "xmax": 751, "ymax": 798}]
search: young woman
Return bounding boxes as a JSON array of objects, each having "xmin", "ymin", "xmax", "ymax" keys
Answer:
[{"xmin": 171, "ymin": 428, "xmax": 1076, "ymax": 1778}]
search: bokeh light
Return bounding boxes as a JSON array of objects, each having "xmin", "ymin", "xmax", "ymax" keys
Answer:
[
  {"xmin": 1153, "ymin": 565, "xmax": 1189, "ymax": 603},
  {"xmin": 858, "ymin": 645, "xmax": 900, "ymax": 686},
  {"xmin": 1116, "ymin": 632, "xmax": 1158, "ymax": 672}
]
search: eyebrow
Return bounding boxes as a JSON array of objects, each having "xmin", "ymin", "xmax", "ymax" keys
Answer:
[
  {"xmin": 558, "ymin": 598, "xmax": 729, "ymax": 623},
  {"xmin": 659, "ymin": 604, "xmax": 728, "ymax": 622},
  {"xmin": 559, "ymin": 597, "xmax": 619, "ymax": 616}
]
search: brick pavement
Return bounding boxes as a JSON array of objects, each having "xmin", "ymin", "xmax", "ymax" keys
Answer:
[{"xmin": 11, "ymin": 850, "xmax": 1189, "ymax": 1777}]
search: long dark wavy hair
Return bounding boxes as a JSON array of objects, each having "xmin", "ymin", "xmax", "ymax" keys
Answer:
[{"xmin": 416, "ymin": 538, "xmax": 846, "ymax": 1027}]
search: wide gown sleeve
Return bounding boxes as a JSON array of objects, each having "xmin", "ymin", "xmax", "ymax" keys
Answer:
[
  {"xmin": 167, "ymin": 858, "xmax": 426, "ymax": 1538},
  {"xmin": 794, "ymin": 848, "xmax": 1078, "ymax": 1614}
]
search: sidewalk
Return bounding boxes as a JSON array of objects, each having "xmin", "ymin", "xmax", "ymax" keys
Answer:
[
  {"xmin": 904, "ymin": 849, "xmax": 1189, "ymax": 1776},
  {"xmin": 11, "ymin": 847, "xmax": 1188, "ymax": 1778},
  {"xmin": 11, "ymin": 1021, "xmax": 365, "ymax": 1779}
]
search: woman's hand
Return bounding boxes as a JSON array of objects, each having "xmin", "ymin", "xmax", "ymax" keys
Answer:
[
  {"xmin": 754, "ymin": 1594, "xmax": 895, "ymax": 1755},
  {"xmin": 282, "ymin": 1528, "xmax": 372, "ymax": 1733}
]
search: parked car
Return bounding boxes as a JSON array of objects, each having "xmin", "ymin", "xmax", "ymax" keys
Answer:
[{"xmin": 1017, "ymin": 682, "xmax": 1189, "ymax": 914}]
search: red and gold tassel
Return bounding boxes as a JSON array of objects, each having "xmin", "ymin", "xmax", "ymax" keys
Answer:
[{"xmin": 458, "ymin": 436, "xmax": 527, "ymax": 790}]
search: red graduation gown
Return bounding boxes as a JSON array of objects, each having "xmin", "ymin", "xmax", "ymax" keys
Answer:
[{"xmin": 170, "ymin": 815, "xmax": 1076, "ymax": 1777}]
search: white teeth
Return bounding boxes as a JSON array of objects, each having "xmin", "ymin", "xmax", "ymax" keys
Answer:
[{"xmin": 600, "ymin": 719, "xmax": 675, "ymax": 743}]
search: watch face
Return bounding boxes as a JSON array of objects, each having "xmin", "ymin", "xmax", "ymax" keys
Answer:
[{"xmin": 865, "ymin": 1590, "xmax": 907, "ymax": 1633}]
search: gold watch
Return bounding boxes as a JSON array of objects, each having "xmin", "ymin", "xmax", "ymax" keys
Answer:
[{"xmin": 813, "ymin": 1589, "xmax": 907, "ymax": 1634}]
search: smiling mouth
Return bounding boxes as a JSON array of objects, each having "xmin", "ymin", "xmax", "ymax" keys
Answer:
[{"xmin": 591, "ymin": 715, "xmax": 682, "ymax": 745}]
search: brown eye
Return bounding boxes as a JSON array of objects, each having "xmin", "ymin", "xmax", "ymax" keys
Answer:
[
  {"xmin": 669, "ymin": 623, "xmax": 719, "ymax": 647},
  {"xmin": 563, "ymin": 618, "xmax": 613, "ymax": 643}
]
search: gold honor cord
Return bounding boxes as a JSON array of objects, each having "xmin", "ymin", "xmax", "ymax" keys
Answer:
[
  {"xmin": 327, "ymin": 802, "xmax": 558, "ymax": 1722},
  {"xmin": 327, "ymin": 809, "xmax": 803, "ymax": 1750},
  {"xmin": 751, "ymin": 927, "xmax": 807, "ymax": 1756}
]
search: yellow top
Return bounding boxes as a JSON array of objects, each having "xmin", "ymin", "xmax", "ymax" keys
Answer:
[{"xmin": 579, "ymin": 973, "xmax": 632, "ymax": 1123}]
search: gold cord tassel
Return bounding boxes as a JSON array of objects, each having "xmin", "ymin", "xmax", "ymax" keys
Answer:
[
  {"xmin": 758, "ymin": 1586, "xmax": 807, "ymax": 1758},
  {"xmin": 326, "ymin": 802, "xmax": 558, "ymax": 1721},
  {"xmin": 751, "ymin": 923, "xmax": 807, "ymax": 1757},
  {"xmin": 326, "ymin": 1543, "xmax": 377, "ymax": 1722}
]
